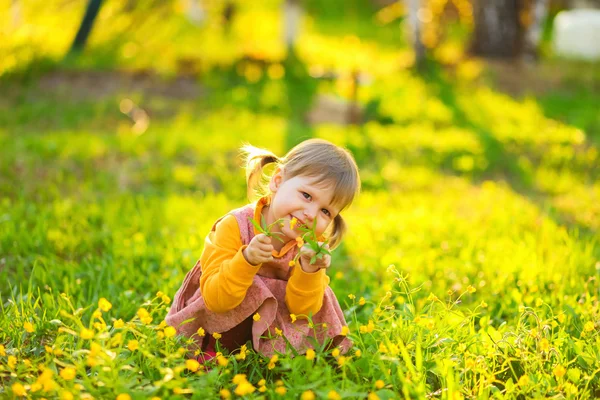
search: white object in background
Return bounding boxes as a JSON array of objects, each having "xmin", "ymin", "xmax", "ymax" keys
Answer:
[
  {"xmin": 553, "ymin": 9, "xmax": 600, "ymax": 60},
  {"xmin": 185, "ymin": 0, "xmax": 205, "ymax": 26},
  {"xmin": 283, "ymin": 0, "xmax": 302, "ymax": 49}
]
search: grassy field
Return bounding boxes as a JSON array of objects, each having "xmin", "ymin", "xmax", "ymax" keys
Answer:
[{"xmin": 1, "ymin": 1, "xmax": 600, "ymax": 399}]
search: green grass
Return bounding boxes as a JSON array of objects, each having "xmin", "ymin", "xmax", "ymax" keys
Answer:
[{"xmin": 1, "ymin": 1, "xmax": 600, "ymax": 399}]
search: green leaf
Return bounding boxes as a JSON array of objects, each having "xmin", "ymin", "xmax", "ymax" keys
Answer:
[
  {"xmin": 249, "ymin": 217, "xmax": 267, "ymax": 235},
  {"xmin": 310, "ymin": 255, "xmax": 317, "ymax": 264}
]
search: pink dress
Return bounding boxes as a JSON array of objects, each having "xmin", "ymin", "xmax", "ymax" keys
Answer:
[{"xmin": 165, "ymin": 204, "xmax": 351, "ymax": 357}]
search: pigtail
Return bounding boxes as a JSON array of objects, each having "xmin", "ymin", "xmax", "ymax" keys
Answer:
[
  {"xmin": 327, "ymin": 214, "xmax": 347, "ymax": 250},
  {"xmin": 240, "ymin": 144, "xmax": 281, "ymax": 201}
]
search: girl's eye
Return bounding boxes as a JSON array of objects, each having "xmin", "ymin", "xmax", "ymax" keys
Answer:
[
  {"xmin": 301, "ymin": 192, "xmax": 311, "ymax": 200},
  {"xmin": 322, "ymin": 209, "xmax": 331, "ymax": 216}
]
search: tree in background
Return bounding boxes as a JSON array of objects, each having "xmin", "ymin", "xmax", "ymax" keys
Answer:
[{"xmin": 69, "ymin": 0, "xmax": 103, "ymax": 54}]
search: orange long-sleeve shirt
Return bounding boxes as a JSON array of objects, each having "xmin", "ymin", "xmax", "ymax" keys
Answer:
[{"xmin": 199, "ymin": 204, "xmax": 330, "ymax": 317}]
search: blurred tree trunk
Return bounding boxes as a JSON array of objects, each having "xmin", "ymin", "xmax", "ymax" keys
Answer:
[
  {"xmin": 407, "ymin": 0, "xmax": 426, "ymax": 67},
  {"xmin": 284, "ymin": 0, "xmax": 302, "ymax": 52},
  {"xmin": 69, "ymin": 0, "xmax": 103, "ymax": 54},
  {"xmin": 471, "ymin": 0, "xmax": 524, "ymax": 58},
  {"xmin": 523, "ymin": 0, "xmax": 550, "ymax": 61}
]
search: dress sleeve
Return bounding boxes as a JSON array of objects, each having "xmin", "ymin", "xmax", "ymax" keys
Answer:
[
  {"xmin": 199, "ymin": 214, "xmax": 261, "ymax": 313},
  {"xmin": 284, "ymin": 266, "xmax": 331, "ymax": 317}
]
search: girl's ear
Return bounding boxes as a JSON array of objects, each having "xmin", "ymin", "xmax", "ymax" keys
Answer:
[{"xmin": 269, "ymin": 167, "xmax": 284, "ymax": 192}]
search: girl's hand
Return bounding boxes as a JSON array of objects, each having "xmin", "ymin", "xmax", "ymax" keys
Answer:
[
  {"xmin": 299, "ymin": 243, "xmax": 331, "ymax": 274},
  {"xmin": 243, "ymin": 234, "xmax": 274, "ymax": 266}
]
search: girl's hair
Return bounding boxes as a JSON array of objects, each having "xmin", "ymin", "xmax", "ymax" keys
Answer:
[{"xmin": 240, "ymin": 139, "xmax": 360, "ymax": 249}]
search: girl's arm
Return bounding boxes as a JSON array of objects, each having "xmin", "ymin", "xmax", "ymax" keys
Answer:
[
  {"xmin": 199, "ymin": 215, "xmax": 261, "ymax": 313},
  {"xmin": 285, "ymin": 267, "xmax": 330, "ymax": 317}
]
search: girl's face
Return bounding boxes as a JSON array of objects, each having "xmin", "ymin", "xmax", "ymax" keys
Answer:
[{"xmin": 267, "ymin": 168, "xmax": 339, "ymax": 241}]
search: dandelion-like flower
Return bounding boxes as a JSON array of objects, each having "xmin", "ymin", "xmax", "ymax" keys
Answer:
[
  {"xmin": 340, "ymin": 326, "xmax": 349, "ymax": 336},
  {"xmin": 114, "ymin": 319, "xmax": 125, "ymax": 328},
  {"xmin": 290, "ymin": 314, "xmax": 297, "ymax": 323},
  {"xmin": 275, "ymin": 387, "xmax": 287, "ymax": 395},
  {"xmin": 296, "ymin": 237, "xmax": 304, "ymax": 248},
  {"xmin": 213, "ymin": 332, "xmax": 222, "ymax": 340},
  {"xmin": 232, "ymin": 374, "xmax": 247, "ymax": 384},
  {"xmin": 24, "ymin": 322, "xmax": 34, "ymax": 333},
  {"xmin": 80, "ymin": 328, "xmax": 94, "ymax": 340},
  {"xmin": 12, "ymin": 382, "xmax": 27, "ymax": 397},
  {"xmin": 518, "ymin": 375, "xmax": 530, "ymax": 386},
  {"xmin": 116, "ymin": 394, "xmax": 131, "ymax": 400},
  {"xmin": 553, "ymin": 365, "xmax": 566, "ymax": 378},
  {"xmin": 328, "ymin": 390, "xmax": 341, "ymax": 400},
  {"xmin": 219, "ymin": 389, "xmax": 231, "ymax": 399},
  {"xmin": 584, "ymin": 321, "xmax": 595, "ymax": 332},
  {"xmin": 289, "ymin": 260, "xmax": 296, "ymax": 267},
  {"xmin": 98, "ymin": 298, "xmax": 112, "ymax": 312},
  {"xmin": 375, "ymin": 380, "xmax": 385, "ymax": 389},
  {"xmin": 275, "ymin": 327, "xmax": 283, "ymax": 336},
  {"xmin": 358, "ymin": 297, "xmax": 366, "ymax": 306},
  {"xmin": 217, "ymin": 355, "xmax": 228, "ymax": 367},
  {"xmin": 305, "ymin": 348, "xmax": 315, "ymax": 360},
  {"xmin": 164, "ymin": 326, "xmax": 176, "ymax": 338},
  {"xmin": 127, "ymin": 340, "xmax": 139, "ymax": 351},
  {"xmin": 60, "ymin": 367, "xmax": 76, "ymax": 381},
  {"xmin": 186, "ymin": 359, "xmax": 200, "ymax": 372},
  {"xmin": 253, "ymin": 313, "xmax": 261, "ymax": 322},
  {"xmin": 301, "ymin": 390, "xmax": 315, "ymax": 400},
  {"xmin": 268, "ymin": 354, "xmax": 279, "ymax": 369},
  {"xmin": 0, "ymin": 345, "xmax": 5, "ymax": 356},
  {"xmin": 290, "ymin": 217, "xmax": 298, "ymax": 230},
  {"xmin": 331, "ymin": 348, "xmax": 340, "ymax": 358}
]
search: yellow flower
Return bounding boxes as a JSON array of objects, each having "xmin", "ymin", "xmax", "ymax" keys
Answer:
[
  {"xmin": 337, "ymin": 356, "xmax": 347, "ymax": 366},
  {"xmin": 0, "ymin": 344, "xmax": 4, "ymax": 356},
  {"xmin": 116, "ymin": 394, "xmax": 131, "ymax": 400},
  {"xmin": 60, "ymin": 367, "xmax": 76, "ymax": 380},
  {"xmin": 62, "ymin": 391, "xmax": 74, "ymax": 400},
  {"xmin": 98, "ymin": 298, "xmax": 112, "ymax": 312},
  {"xmin": 8, "ymin": 355, "xmax": 17, "ymax": 369},
  {"xmin": 156, "ymin": 291, "xmax": 164, "ymax": 297},
  {"xmin": 80, "ymin": 328, "xmax": 94, "ymax": 339},
  {"xmin": 305, "ymin": 348, "xmax": 316, "ymax": 360},
  {"xmin": 301, "ymin": 390, "xmax": 315, "ymax": 400},
  {"xmin": 213, "ymin": 332, "xmax": 222, "ymax": 340},
  {"xmin": 553, "ymin": 365, "xmax": 566, "ymax": 378},
  {"xmin": 290, "ymin": 217, "xmax": 298, "ymax": 229},
  {"xmin": 219, "ymin": 388, "xmax": 231, "ymax": 399},
  {"xmin": 186, "ymin": 359, "xmax": 200, "ymax": 372},
  {"xmin": 557, "ymin": 314, "xmax": 566, "ymax": 323},
  {"xmin": 137, "ymin": 308, "xmax": 149, "ymax": 318},
  {"xmin": 289, "ymin": 260, "xmax": 296, "ymax": 267},
  {"xmin": 24, "ymin": 322, "xmax": 34, "ymax": 333},
  {"xmin": 217, "ymin": 355, "xmax": 228, "ymax": 367},
  {"xmin": 467, "ymin": 285, "xmax": 476, "ymax": 294},
  {"xmin": 275, "ymin": 327, "xmax": 283, "ymax": 336},
  {"xmin": 296, "ymin": 237, "xmax": 304, "ymax": 248},
  {"xmin": 375, "ymin": 380, "xmax": 385, "ymax": 389},
  {"xmin": 540, "ymin": 338, "xmax": 550, "ymax": 352},
  {"xmin": 328, "ymin": 390, "xmax": 341, "ymax": 400},
  {"xmin": 232, "ymin": 374, "xmax": 247, "ymax": 384},
  {"xmin": 340, "ymin": 326, "xmax": 349, "ymax": 336},
  {"xmin": 332, "ymin": 348, "xmax": 340, "ymax": 358},
  {"xmin": 127, "ymin": 340, "xmax": 139, "ymax": 351},
  {"xmin": 164, "ymin": 326, "xmax": 177, "ymax": 338},
  {"xmin": 114, "ymin": 319, "xmax": 125, "ymax": 328},
  {"xmin": 290, "ymin": 314, "xmax": 297, "ymax": 323},
  {"xmin": 275, "ymin": 386, "xmax": 287, "ymax": 395},
  {"xmin": 480, "ymin": 301, "xmax": 488, "ymax": 308},
  {"xmin": 253, "ymin": 313, "xmax": 261, "ymax": 322},
  {"xmin": 258, "ymin": 379, "xmax": 266, "ymax": 386},
  {"xmin": 368, "ymin": 393, "xmax": 380, "ymax": 400},
  {"xmin": 12, "ymin": 382, "xmax": 27, "ymax": 397},
  {"xmin": 197, "ymin": 327, "xmax": 205, "ymax": 337},
  {"xmin": 518, "ymin": 375, "xmax": 530, "ymax": 386},
  {"xmin": 355, "ymin": 349, "xmax": 362, "ymax": 357},
  {"xmin": 268, "ymin": 354, "xmax": 279, "ymax": 369},
  {"xmin": 348, "ymin": 294, "xmax": 356, "ymax": 300},
  {"xmin": 584, "ymin": 321, "xmax": 595, "ymax": 332},
  {"xmin": 359, "ymin": 297, "xmax": 366, "ymax": 306},
  {"xmin": 259, "ymin": 386, "xmax": 267, "ymax": 392},
  {"xmin": 161, "ymin": 295, "xmax": 171, "ymax": 304},
  {"xmin": 234, "ymin": 381, "xmax": 256, "ymax": 396}
]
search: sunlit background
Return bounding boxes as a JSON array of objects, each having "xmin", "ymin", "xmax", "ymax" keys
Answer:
[{"xmin": 1, "ymin": 0, "xmax": 599, "ymax": 399}]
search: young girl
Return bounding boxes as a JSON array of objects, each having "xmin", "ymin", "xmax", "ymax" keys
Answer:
[{"xmin": 166, "ymin": 139, "xmax": 360, "ymax": 359}]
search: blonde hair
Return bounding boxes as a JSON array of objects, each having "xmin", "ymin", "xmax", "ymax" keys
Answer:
[{"xmin": 240, "ymin": 139, "xmax": 360, "ymax": 249}]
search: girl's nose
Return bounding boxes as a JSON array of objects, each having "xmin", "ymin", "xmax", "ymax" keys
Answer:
[{"xmin": 303, "ymin": 208, "xmax": 316, "ymax": 221}]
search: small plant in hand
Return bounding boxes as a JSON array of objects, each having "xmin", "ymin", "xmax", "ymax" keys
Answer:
[
  {"xmin": 249, "ymin": 215, "xmax": 286, "ymax": 242},
  {"xmin": 289, "ymin": 217, "xmax": 331, "ymax": 267}
]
